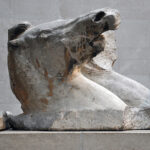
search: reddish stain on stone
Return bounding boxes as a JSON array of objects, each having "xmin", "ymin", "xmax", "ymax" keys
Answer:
[
  {"xmin": 36, "ymin": 58, "xmax": 40, "ymax": 68},
  {"xmin": 48, "ymin": 78, "xmax": 53, "ymax": 96},
  {"xmin": 8, "ymin": 53, "xmax": 30, "ymax": 113},
  {"xmin": 64, "ymin": 48, "xmax": 71, "ymax": 78},
  {"xmin": 44, "ymin": 68, "xmax": 48, "ymax": 78},
  {"xmin": 40, "ymin": 98, "xmax": 48, "ymax": 105},
  {"xmin": 43, "ymin": 68, "xmax": 53, "ymax": 96}
]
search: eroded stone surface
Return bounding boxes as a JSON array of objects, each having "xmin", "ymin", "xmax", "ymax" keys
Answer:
[
  {"xmin": 83, "ymin": 31, "xmax": 150, "ymax": 107},
  {"xmin": 82, "ymin": 25, "xmax": 150, "ymax": 130},
  {"xmin": 3, "ymin": 8, "xmax": 150, "ymax": 130}
]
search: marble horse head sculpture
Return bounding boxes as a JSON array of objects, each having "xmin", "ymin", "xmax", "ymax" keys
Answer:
[{"xmin": 0, "ymin": 8, "xmax": 150, "ymax": 130}]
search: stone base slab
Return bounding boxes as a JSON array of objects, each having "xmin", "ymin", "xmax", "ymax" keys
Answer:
[{"xmin": 0, "ymin": 130, "xmax": 150, "ymax": 150}]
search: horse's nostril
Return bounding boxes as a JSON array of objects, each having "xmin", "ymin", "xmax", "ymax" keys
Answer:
[{"xmin": 94, "ymin": 11, "xmax": 106, "ymax": 22}]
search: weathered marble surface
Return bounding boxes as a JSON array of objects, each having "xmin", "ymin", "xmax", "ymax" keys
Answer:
[
  {"xmin": 0, "ymin": 8, "xmax": 150, "ymax": 130},
  {"xmin": 82, "ymin": 31, "xmax": 150, "ymax": 107},
  {"xmin": 82, "ymin": 30, "xmax": 150, "ymax": 130}
]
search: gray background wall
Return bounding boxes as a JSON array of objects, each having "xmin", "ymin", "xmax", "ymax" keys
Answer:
[{"xmin": 0, "ymin": 0, "xmax": 150, "ymax": 114}]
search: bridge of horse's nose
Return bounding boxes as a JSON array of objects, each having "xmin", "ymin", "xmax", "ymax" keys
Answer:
[{"xmin": 94, "ymin": 11, "xmax": 106, "ymax": 22}]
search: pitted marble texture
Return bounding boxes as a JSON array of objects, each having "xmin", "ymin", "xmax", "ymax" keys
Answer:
[{"xmin": 0, "ymin": 8, "xmax": 150, "ymax": 131}]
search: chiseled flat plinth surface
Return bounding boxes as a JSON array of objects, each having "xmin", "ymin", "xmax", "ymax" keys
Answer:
[{"xmin": 0, "ymin": 130, "xmax": 150, "ymax": 150}]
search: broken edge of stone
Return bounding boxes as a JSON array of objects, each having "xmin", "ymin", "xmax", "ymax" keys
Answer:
[
  {"xmin": 1, "ymin": 106, "xmax": 150, "ymax": 131},
  {"xmin": 0, "ymin": 111, "xmax": 12, "ymax": 131},
  {"xmin": 0, "ymin": 116, "xmax": 6, "ymax": 130}
]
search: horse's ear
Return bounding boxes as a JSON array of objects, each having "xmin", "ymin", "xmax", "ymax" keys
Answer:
[{"xmin": 8, "ymin": 22, "xmax": 32, "ymax": 41}]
